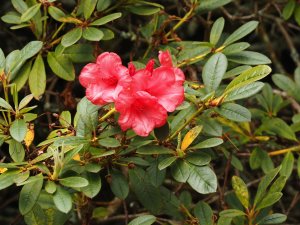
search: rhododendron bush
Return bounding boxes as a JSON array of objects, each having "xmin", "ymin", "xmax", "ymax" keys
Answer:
[{"xmin": 0, "ymin": 0, "xmax": 300, "ymax": 225}]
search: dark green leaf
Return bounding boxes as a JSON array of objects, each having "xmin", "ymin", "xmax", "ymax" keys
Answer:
[
  {"xmin": 197, "ymin": 0, "xmax": 232, "ymax": 12},
  {"xmin": 136, "ymin": 145, "xmax": 174, "ymax": 155},
  {"xmin": 158, "ymin": 156, "xmax": 177, "ymax": 170},
  {"xmin": 98, "ymin": 138, "xmax": 120, "ymax": 148},
  {"xmin": 194, "ymin": 201, "xmax": 213, "ymax": 225},
  {"xmin": 185, "ymin": 152, "xmax": 211, "ymax": 166},
  {"xmin": 258, "ymin": 213, "xmax": 287, "ymax": 224},
  {"xmin": 280, "ymin": 151, "xmax": 294, "ymax": 178},
  {"xmin": 190, "ymin": 138, "xmax": 223, "ymax": 149},
  {"xmin": 90, "ymin": 12, "xmax": 122, "ymax": 26},
  {"xmin": 110, "ymin": 170, "xmax": 129, "ymax": 199},
  {"xmin": 48, "ymin": 6, "xmax": 67, "ymax": 22},
  {"xmin": 59, "ymin": 177, "xmax": 88, "ymax": 188},
  {"xmin": 19, "ymin": 174, "xmax": 43, "ymax": 215},
  {"xmin": 82, "ymin": 27, "xmax": 104, "ymax": 41},
  {"xmin": 282, "ymin": 0, "xmax": 296, "ymax": 20},
  {"xmin": 218, "ymin": 103, "xmax": 251, "ymax": 122},
  {"xmin": 63, "ymin": 44, "xmax": 95, "ymax": 63},
  {"xmin": 219, "ymin": 209, "xmax": 246, "ymax": 218},
  {"xmin": 256, "ymin": 192, "xmax": 283, "ymax": 210},
  {"xmin": 80, "ymin": 172, "xmax": 101, "ymax": 198},
  {"xmin": 29, "ymin": 54, "xmax": 46, "ymax": 99},
  {"xmin": 171, "ymin": 159, "xmax": 191, "ymax": 182},
  {"xmin": 83, "ymin": 0, "xmax": 97, "ymax": 19},
  {"xmin": 24, "ymin": 203, "xmax": 47, "ymax": 225},
  {"xmin": 127, "ymin": 5, "xmax": 161, "ymax": 16},
  {"xmin": 222, "ymin": 42, "xmax": 250, "ymax": 55},
  {"xmin": 47, "ymin": 52, "xmax": 75, "ymax": 81}
]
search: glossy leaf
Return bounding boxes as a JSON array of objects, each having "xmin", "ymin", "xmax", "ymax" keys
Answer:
[
  {"xmin": 80, "ymin": 172, "xmax": 101, "ymax": 198},
  {"xmin": 83, "ymin": 0, "xmax": 97, "ymax": 19},
  {"xmin": 224, "ymin": 82, "xmax": 264, "ymax": 102},
  {"xmin": 158, "ymin": 156, "xmax": 177, "ymax": 170},
  {"xmin": 222, "ymin": 42, "xmax": 250, "ymax": 55},
  {"xmin": 20, "ymin": 41, "xmax": 43, "ymax": 60},
  {"xmin": 186, "ymin": 152, "xmax": 211, "ymax": 166},
  {"xmin": 202, "ymin": 53, "xmax": 228, "ymax": 92},
  {"xmin": 48, "ymin": 6, "xmax": 67, "ymax": 22},
  {"xmin": 219, "ymin": 209, "xmax": 246, "ymax": 218},
  {"xmin": 256, "ymin": 192, "xmax": 283, "ymax": 210}
]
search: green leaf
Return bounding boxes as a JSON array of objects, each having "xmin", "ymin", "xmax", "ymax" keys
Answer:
[
  {"xmin": 147, "ymin": 158, "xmax": 166, "ymax": 187},
  {"xmin": 12, "ymin": 0, "xmax": 28, "ymax": 14},
  {"xmin": 127, "ymin": 5, "xmax": 161, "ymax": 16},
  {"xmin": 218, "ymin": 103, "xmax": 251, "ymax": 122},
  {"xmin": 282, "ymin": 0, "xmax": 296, "ymax": 20},
  {"xmin": 128, "ymin": 215, "xmax": 156, "ymax": 225},
  {"xmin": 97, "ymin": 0, "xmax": 112, "ymax": 12},
  {"xmin": 90, "ymin": 12, "xmax": 122, "ymax": 26},
  {"xmin": 80, "ymin": 172, "xmax": 101, "ymax": 198},
  {"xmin": 110, "ymin": 170, "xmax": 129, "ymax": 199},
  {"xmin": 224, "ymin": 65, "xmax": 252, "ymax": 79},
  {"xmin": 224, "ymin": 65, "xmax": 271, "ymax": 95},
  {"xmin": 197, "ymin": 0, "xmax": 232, "ymax": 12},
  {"xmin": 47, "ymin": 52, "xmax": 75, "ymax": 81},
  {"xmin": 227, "ymin": 51, "xmax": 271, "ymax": 65},
  {"xmin": 217, "ymin": 217, "xmax": 232, "ymax": 225},
  {"xmin": 209, "ymin": 17, "xmax": 225, "ymax": 45},
  {"xmin": 272, "ymin": 73, "xmax": 297, "ymax": 97},
  {"xmin": 232, "ymin": 176, "xmax": 249, "ymax": 209},
  {"xmin": 98, "ymin": 137, "xmax": 120, "ymax": 148},
  {"xmin": 20, "ymin": 3, "xmax": 41, "ymax": 22},
  {"xmin": 171, "ymin": 159, "xmax": 192, "ymax": 182},
  {"xmin": 186, "ymin": 152, "xmax": 211, "ymax": 166},
  {"xmin": 1, "ymin": 12, "xmax": 21, "ymax": 24},
  {"xmin": 269, "ymin": 176, "xmax": 287, "ymax": 193},
  {"xmin": 59, "ymin": 177, "xmax": 88, "ymax": 188},
  {"xmin": 59, "ymin": 111, "xmax": 71, "ymax": 127},
  {"xmin": 19, "ymin": 94, "xmax": 34, "ymax": 110},
  {"xmin": 256, "ymin": 192, "xmax": 283, "ymax": 210},
  {"xmin": 61, "ymin": 28, "xmax": 82, "ymax": 47},
  {"xmin": 280, "ymin": 151, "xmax": 294, "ymax": 178},
  {"xmin": 20, "ymin": 41, "xmax": 43, "ymax": 60},
  {"xmin": 0, "ymin": 170, "xmax": 20, "ymax": 190},
  {"xmin": 136, "ymin": 145, "xmax": 174, "ymax": 155},
  {"xmin": 224, "ymin": 82, "xmax": 264, "ymax": 102},
  {"xmin": 258, "ymin": 213, "xmax": 287, "ymax": 224},
  {"xmin": 63, "ymin": 44, "xmax": 95, "ymax": 63},
  {"xmin": 202, "ymin": 53, "xmax": 228, "ymax": 92},
  {"xmin": 187, "ymin": 165, "xmax": 217, "ymax": 194},
  {"xmin": 254, "ymin": 166, "xmax": 281, "ymax": 206},
  {"xmin": 9, "ymin": 139, "xmax": 25, "ymax": 162},
  {"xmin": 83, "ymin": 0, "xmax": 97, "ymax": 19},
  {"xmin": 158, "ymin": 156, "xmax": 177, "ymax": 170},
  {"xmin": 0, "ymin": 48, "xmax": 5, "ymax": 69},
  {"xmin": 100, "ymin": 28, "xmax": 115, "ymax": 40},
  {"xmin": 0, "ymin": 97, "xmax": 13, "ymax": 110},
  {"xmin": 45, "ymin": 180, "xmax": 57, "ymax": 194},
  {"xmin": 19, "ymin": 173, "xmax": 43, "ymax": 215},
  {"xmin": 222, "ymin": 42, "xmax": 250, "ymax": 55},
  {"xmin": 190, "ymin": 138, "xmax": 223, "ymax": 149},
  {"xmin": 295, "ymin": 5, "xmax": 300, "ymax": 25},
  {"xmin": 194, "ymin": 201, "xmax": 213, "ymax": 225},
  {"xmin": 223, "ymin": 21, "xmax": 258, "ymax": 46},
  {"xmin": 24, "ymin": 203, "xmax": 48, "ymax": 225},
  {"xmin": 53, "ymin": 186, "xmax": 73, "ymax": 213},
  {"xmin": 48, "ymin": 6, "xmax": 67, "ymax": 22},
  {"xmin": 82, "ymin": 27, "xmax": 104, "ymax": 41},
  {"xmin": 219, "ymin": 209, "xmax": 246, "ymax": 218},
  {"xmin": 29, "ymin": 54, "xmax": 46, "ymax": 99},
  {"xmin": 10, "ymin": 119, "xmax": 27, "ymax": 142},
  {"xmin": 11, "ymin": 60, "xmax": 31, "ymax": 91},
  {"xmin": 181, "ymin": 125, "xmax": 203, "ymax": 151},
  {"xmin": 154, "ymin": 122, "xmax": 169, "ymax": 141}
]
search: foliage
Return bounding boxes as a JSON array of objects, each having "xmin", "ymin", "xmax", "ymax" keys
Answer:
[{"xmin": 0, "ymin": 0, "xmax": 299, "ymax": 224}]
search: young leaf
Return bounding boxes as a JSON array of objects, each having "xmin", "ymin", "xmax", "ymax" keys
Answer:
[
  {"xmin": 29, "ymin": 54, "xmax": 46, "ymax": 99},
  {"xmin": 53, "ymin": 186, "xmax": 73, "ymax": 213},
  {"xmin": 20, "ymin": 3, "xmax": 41, "ymax": 22},
  {"xmin": 61, "ymin": 28, "xmax": 82, "ymax": 47},
  {"xmin": 19, "ymin": 94, "xmax": 34, "ymax": 110},
  {"xmin": 202, "ymin": 53, "xmax": 228, "ymax": 92},
  {"xmin": 90, "ymin": 12, "xmax": 122, "ymax": 26},
  {"xmin": 0, "ymin": 97, "xmax": 13, "ymax": 110},
  {"xmin": 19, "ymin": 174, "xmax": 43, "ymax": 215},
  {"xmin": 232, "ymin": 176, "xmax": 249, "ymax": 209},
  {"xmin": 9, "ymin": 119, "xmax": 27, "ymax": 142},
  {"xmin": 128, "ymin": 215, "xmax": 156, "ymax": 225},
  {"xmin": 223, "ymin": 21, "xmax": 258, "ymax": 46},
  {"xmin": 218, "ymin": 103, "xmax": 251, "ymax": 122},
  {"xmin": 209, "ymin": 17, "xmax": 225, "ymax": 45},
  {"xmin": 181, "ymin": 125, "xmax": 203, "ymax": 151},
  {"xmin": 194, "ymin": 201, "xmax": 213, "ymax": 225}
]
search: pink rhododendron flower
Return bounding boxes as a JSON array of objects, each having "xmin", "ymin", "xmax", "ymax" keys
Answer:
[
  {"xmin": 79, "ymin": 52, "xmax": 131, "ymax": 105},
  {"xmin": 115, "ymin": 51, "xmax": 185, "ymax": 136}
]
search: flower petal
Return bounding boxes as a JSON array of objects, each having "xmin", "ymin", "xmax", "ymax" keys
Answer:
[
  {"xmin": 79, "ymin": 63, "xmax": 100, "ymax": 88},
  {"xmin": 158, "ymin": 50, "xmax": 173, "ymax": 67}
]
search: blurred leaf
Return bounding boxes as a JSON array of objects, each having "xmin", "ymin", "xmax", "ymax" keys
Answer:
[
  {"xmin": 45, "ymin": 180, "xmax": 57, "ymax": 194},
  {"xmin": 280, "ymin": 152, "xmax": 294, "ymax": 178},
  {"xmin": 9, "ymin": 139, "xmax": 25, "ymax": 162},
  {"xmin": 258, "ymin": 213, "xmax": 287, "ymax": 224},
  {"xmin": 147, "ymin": 158, "xmax": 166, "ymax": 187},
  {"xmin": 1, "ymin": 12, "xmax": 21, "ymax": 24},
  {"xmin": 47, "ymin": 52, "xmax": 75, "ymax": 81},
  {"xmin": 48, "ymin": 6, "xmax": 67, "ymax": 22},
  {"xmin": 82, "ymin": 27, "xmax": 104, "ymax": 41},
  {"xmin": 29, "ymin": 54, "xmax": 46, "ymax": 99},
  {"xmin": 59, "ymin": 177, "xmax": 88, "ymax": 188},
  {"xmin": 181, "ymin": 125, "xmax": 203, "ymax": 151},
  {"xmin": 187, "ymin": 164, "xmax": 217, "ymax": 194},
  {"xmin": 59, "ymin": 111, "xmax": 71, "ymax": 127},
  {"xmin": 0, "ymin": 97, "xmax": 13, "ymax": 110},
  {"xmin": 53, "ymin": 186, "xmax": 72, "ymax": 213},
  {"xmin": 20, "ymin": 3, "xmax": 41, "ymax": 22},
  {"xmin": 90, "ymin": 12, "xmax": 122, "ymax": 26},
  {"xmin": 282, "ymin": 0, "xmax": 296, "ymax": 20},
  {"xmin": 19, "ymin": 173, "xmax": 43, "ymax": 215},
  {"xmin": 61, "ymin": 28, "xmax": 82, "ymax": 47},
  {"xmin": 219, "ymin": 209, "xmax": 246, "ymax": 218},
  {"xmin": 269, "ymin": 176, "xmax": 287, "ymax": 193},
  {"xmin": 0, "ymin": 170, "xmax": 20, "ymax": 190},
  {"xmin": 97, "ymin": 0, "xmax": 111, "ymax": 11},
  {"xmin": 202, "ymin": 53, "xmax": 228, "ymax": 92},
  {"xmin": 223, "ymin": 21, "xmax": 258, "ymax": 46},
  {"xmin": 232, "ymin": 176, "xmax": 249, "ymax": 209},
  {"xmin": 295, "ymin": 5, "xmax": 300, "ymax": 26},
  {"xmin": 12, "ymin": 0, "xmax": 28, "ymax": 14},
  {"xmin": 194, "ymin": 201, "xmax": 213, "ymax": 225},
  {"xmin": 272, "ymin": 73, "xmax": 297, "ymax": 97},
  {"xmin": 209, "ymin": 17, "xmax": 225, "ymax": 45},
  {"xmin": 100, "ymin": 28, "xmax": 115, "ymax": 40},
  {"xmin": 24, "ymin": 203, "xmax": 47, "ymax": 225},
  {"xmin": 11, "ymin": 60, "xmax": 31, "ymax": 91},
  {"xmin": 154, "ymin": 122, "xmax": 169, "ymax": 141},
  {"xmin": 197, "ymin": 0, "xmax": 232, "ymax": 12},
  {"xmin": 0, "ymin": 48, "xmax": 5, "ymax": 69},
  {"xmin": 256, "ymin": 192, "xmax": 283, "ymax": 210},
  {"xmin": 19, "ymin": 94, "xmax": 34, "ymax": 110},
  {"xmin": 190, "ymin": 138, "xmax": 223, "ymax": 150},
  {"xmin": 227, "ymin": 51, "xmax": 271, "ymax": 65},
  {"xmin": 127, "ymin": 5, "xmax": 161, "ymax": 16},
  {"xmin": 10, "ymin": 119, "xmax": 27, "ymax": 142},
  {"xmin": 128, "ymin": 215, "xmax": 156, "ymax": 225},
  {"xmin": 218, "ymin": 103, "xmax": 251, "ymax": 122},
  {"xmin": 83, "ymin": 0, "xmax": 97, "ymax": 19},
  {"xmin": 136, "ymin": 145, "xmax": 173, "ymax": 155},
  {"xmin": 110, "ymin": 170, "xmax": 129, "ymax": 199},
  {"xmin": 98, "ymin": 137, "xmax": 120, "ymax": 147}
]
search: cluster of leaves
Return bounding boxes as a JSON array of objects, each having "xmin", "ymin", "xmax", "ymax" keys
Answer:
[{"xmin": 0, "ymin": 0, "xmax": 299, "ymax": 225}]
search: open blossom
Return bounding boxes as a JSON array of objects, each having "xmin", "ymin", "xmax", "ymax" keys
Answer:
[
  {"xmin": 79, "ymin": 50, "xmax": 185, "ymax": 136},
  {"xmin": 115, "ymin": 51, "xmax": 185, "ymax": 136},
  {"xmin": 79, "ymin": 52, "xmax": 131, "ymax": 105}
]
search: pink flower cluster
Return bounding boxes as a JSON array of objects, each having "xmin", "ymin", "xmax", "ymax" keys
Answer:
[{"xmin": 79, "ymin": 51, "xmax": 185, "ymax": 136}]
